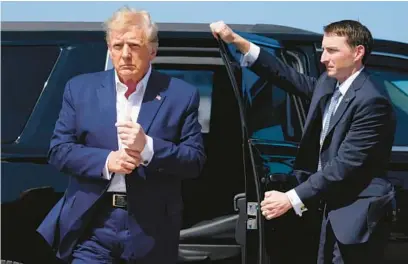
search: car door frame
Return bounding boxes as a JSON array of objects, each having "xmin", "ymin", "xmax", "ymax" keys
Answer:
[{"xmin": 216, "ymin": 33, "xmax": 312, "ymax": 264}]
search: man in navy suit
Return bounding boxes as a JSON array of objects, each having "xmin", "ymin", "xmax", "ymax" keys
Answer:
[
  {"xmin": 211, "ymin": 20, "xmax": 395, "ymax": 263},
  {"xmin": 38, "ymin": 6, "xmax": 206, "ymax": 263}
]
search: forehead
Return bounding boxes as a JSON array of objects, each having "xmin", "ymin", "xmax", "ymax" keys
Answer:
[
  {"xmin": 109, "ymin": 26, "xmax": 146, "ymax": 43},
  {"xmin": 322, "ymin": 33, "xmax": 349, "ymax": 48}
]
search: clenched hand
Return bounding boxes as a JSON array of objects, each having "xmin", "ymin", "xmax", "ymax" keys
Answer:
[
  {"xmin": 209, "ymin": 21, "xmax": 236, "ymax": 43},
  {"xmin": 107, "ymin": 148, "xmax": 141, "ymax": 174},
  {"xmin": 116, "ymin": 121, "xmax": 147, "ymax": 152},
  {"xmin": 209, "ymin": 20, "xmax": 251, "ymax": 54}
]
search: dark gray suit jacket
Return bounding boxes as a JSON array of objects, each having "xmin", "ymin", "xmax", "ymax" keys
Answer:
[{"xmin": 251, "ymin": 48, "xmax": 396, "ymax": 245}]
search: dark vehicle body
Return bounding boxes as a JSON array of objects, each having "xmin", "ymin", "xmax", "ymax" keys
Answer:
[{"xmin": 2, "ymin": 22, "xmax": 408, "ymax": 264}]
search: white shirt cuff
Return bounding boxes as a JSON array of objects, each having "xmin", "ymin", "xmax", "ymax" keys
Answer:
[
  {"xmin": 102, "ymin": 152, "xmax": 113, "ymax": 180},
  {"xmin": 240, "ymin": 42, "xmax": 260, "ymax": 67},
  {"xmin": 286, "ymin": 189, "xmax": 308, "ymax": 217},
  {"xmin": 140, "ymin": 135, "xmax": 154, "ymax": 166}
]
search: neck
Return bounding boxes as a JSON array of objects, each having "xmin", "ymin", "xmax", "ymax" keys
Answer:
[
  {"xmin": 337, "ymin": 64, "xmax": 363, "ymax": 84},
  {"xmin": 118, "ymin": 75, "xmax": 141, "ymax": 85}
]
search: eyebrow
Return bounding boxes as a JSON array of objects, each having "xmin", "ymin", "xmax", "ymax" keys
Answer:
[
  {"xmin": 323, "ymin": 46, "xmax": 339, "ymax": 50},
  {"xmin": 111, "ymin": 39, "xmax": 143, "ymax": 45}
]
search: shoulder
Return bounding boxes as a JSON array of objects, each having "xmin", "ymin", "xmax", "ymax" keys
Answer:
[
  {"xmin": 63, "ymin": 70, "xmax": 113, "ymax": 100},
  {"xmin": 67, "ymin": 70, "xmax": 111, "ymax": 87},
  {"xmin": 353, "ymin": 71, "xmax": 395, "ymax": 120},
  {"xmin": 359, "ymin": 70, "xmax": 393, "ymax": 104},
  {"xmin": 151, "ymin": 70, "xmax": 199, "ymax": 101}
]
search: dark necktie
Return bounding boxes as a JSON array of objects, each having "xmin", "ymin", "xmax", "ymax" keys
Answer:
[{"xmin": 318, "ymin": 88, "xmax": 342, "ymax": 171}]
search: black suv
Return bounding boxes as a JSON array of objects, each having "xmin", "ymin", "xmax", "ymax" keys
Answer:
[{"xmin": 2, "ymin": 22, "xmax": 408, "ymax": 264}]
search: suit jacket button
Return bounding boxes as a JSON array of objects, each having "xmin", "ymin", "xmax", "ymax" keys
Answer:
[{"xmin": 158, "ymin": 168, "xmax": 164, "ymax": 172}]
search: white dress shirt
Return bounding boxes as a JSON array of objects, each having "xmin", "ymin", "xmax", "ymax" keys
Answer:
[
  {"xmin": 241, "ymin": 43, "xmax": 364, "ymax": 216},
  {"xmin": 102, "ymin": 65, "xmax": 154, "ymax": 193}
]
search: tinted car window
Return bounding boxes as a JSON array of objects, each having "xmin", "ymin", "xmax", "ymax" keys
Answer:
[
  {"xmin": 244, "ymin": 49, "xmax": 303, "ymax": 143},
  {"xmin": 158, "ymin": 70, "xmax": 213, "ymax": 133},
  {"xmin": 374, "ymin": 69, "xmax": 408, "ymax": 96},
  {"xmin": 371, "ymin": 69, "xmax": 408, "ymax": 146},
  {"xmin": 1, "ymin": 45, "xmax": 60, "ymax": 143}
]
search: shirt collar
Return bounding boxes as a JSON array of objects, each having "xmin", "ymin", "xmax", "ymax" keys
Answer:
[
  {"xmin": 114, "ymin": 64, "xmax": 152, "ymax": 94},
  {"xmin": 336, "ymin": 66, "xmax": 364, "ymax": 96}
]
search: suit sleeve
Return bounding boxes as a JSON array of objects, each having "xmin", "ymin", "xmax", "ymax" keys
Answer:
[
  {"xmin": 249, "ymin": 47, "xmax": 318, "ymax": 100},
  {"xmin": 294, "ymin": 97, "xmax": 395, "ymax": 201},
  {"xmin": 146, "ymin": 88, "xmax": 206, "ymax": 179},
  {"xmin": 48, "ymin": 80, "xmax": 111, "ymax": 179}
]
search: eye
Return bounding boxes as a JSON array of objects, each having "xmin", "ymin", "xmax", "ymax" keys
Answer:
[
  {"xmin": 113, "ymin": 44, "xmax": 123, "ymax": 50},
  {"xmin": 129, "ymin": 43, "xmax": 141, "ymax": 49}
]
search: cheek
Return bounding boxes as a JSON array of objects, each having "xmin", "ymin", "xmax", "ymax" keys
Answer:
[
  {"xmin": 333, "ymin": 54, "xmax": 354, "ymax": 68},
  {"xmin": 331, "ymin": 57, "xmax": 343, "ymax": 68},
  {"xmin": 111, "ymin": 55, "xmax": 121, "ymax": 66},
  {"xmin": 133, "ymin": 52, "xmax": 151, "ymax": 66}
]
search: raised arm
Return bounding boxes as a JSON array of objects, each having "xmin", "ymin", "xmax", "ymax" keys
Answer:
[{"xmin": 210, "ymin": 21, "xmax": 317, "ymax": 100}]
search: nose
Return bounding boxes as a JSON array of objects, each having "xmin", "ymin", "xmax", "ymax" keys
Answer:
[
  {"xmin": 121, "ymin": 44, "xmax": 131, "ymax": 59},
  {"xmin": 320, "ymin": 50, "xmax": 328, "ymax": 64}
]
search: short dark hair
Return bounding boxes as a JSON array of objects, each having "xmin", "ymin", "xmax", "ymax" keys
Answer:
[{"xmin": 323, "ymin": 20, "xmax": 373, "ymax": 64}]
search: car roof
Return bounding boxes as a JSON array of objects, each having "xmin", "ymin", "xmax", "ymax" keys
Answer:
[{"xmin": 2, "ymin": 21, "xmax": 407, "ymax": 56}]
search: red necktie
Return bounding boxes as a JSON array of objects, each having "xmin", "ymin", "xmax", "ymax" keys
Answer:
[{"xmin": 124, "ymin": 81, "xmax": 137, "ymax": 99}]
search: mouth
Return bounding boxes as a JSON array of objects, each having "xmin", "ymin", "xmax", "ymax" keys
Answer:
[{"xmin": 120, "ymin": 65, "xmax": 136, "ymax": 69}]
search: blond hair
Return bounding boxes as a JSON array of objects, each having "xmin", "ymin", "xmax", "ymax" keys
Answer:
[{"xmin": 103, "ymin": 6, "xmax": 159, "ymax": 51}]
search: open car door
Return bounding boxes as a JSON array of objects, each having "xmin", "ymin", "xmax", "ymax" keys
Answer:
[{"xmin": 216, "ymin": 33, "xmax": 321, "ymax": 264}]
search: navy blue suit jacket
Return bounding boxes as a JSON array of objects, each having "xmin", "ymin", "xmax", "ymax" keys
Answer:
[
  {"xmin": 251, "ymin": 48, "xmax": 396, "ymax": 244},
  {"xmin": 37, "ymin": 69, "xmax": 206, "ymax": 262}
]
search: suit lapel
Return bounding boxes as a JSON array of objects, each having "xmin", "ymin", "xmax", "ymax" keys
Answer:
[
  {"xmin": 137, "ymin": 70, "xmax": 167, "ymax": 133},
  {"xmin": 97, "ymin": 69, "xmax": 119, "ymax": 150},
  {"xmin": 325, "ymin": 88, "xmax": 355, "ymax": 136},
  {"xmin": 302, "ymin": 77, "xmax": 337, "ymax": 136},
  {"xmin": 325, "ymin": 70, "xmax": 368, "ymax": 136}
]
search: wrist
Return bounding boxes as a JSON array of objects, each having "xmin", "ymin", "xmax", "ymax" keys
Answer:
[
  {"xmin": 232, "ymin": 33, "xmax": 245, "ymax": 48},
  {"xmin": 231, "ymin": 32, "xmax": 240, "ymax": 43},
  {"xmin": 141, "ymin": 135, "xmax": 147, "ymax": 151},
  {"xmin": 233, "ymin": 34, "xmax": 250, "ymax": 55},
  {"xmin": 285, "ymin": 194, "xmax": 293, "ymax": 210},
  {"xmin": 106, "ymin": 151, "xmax": 115, "ymax": 171}
]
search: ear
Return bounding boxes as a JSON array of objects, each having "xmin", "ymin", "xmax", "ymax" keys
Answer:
[
  {"xmin": 149, "ymin": 47, "xmax": 157, "ymax": 60},
  {"xmin": 354, "ymin": 45, "xmax": 365, "ymax": 63}
]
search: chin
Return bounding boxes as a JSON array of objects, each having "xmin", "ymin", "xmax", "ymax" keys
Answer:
[
  {"xmin": 119, "ymin": 70, "xmax": 135, "ymax": 77},
  {"xmin": 326, "ymin": 70, "xmax": 336, "ymax": 77}
]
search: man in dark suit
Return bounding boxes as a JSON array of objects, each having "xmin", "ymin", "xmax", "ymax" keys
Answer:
[
  {"xmin": 37, "ymin": 6, "xmax": 206, "ymax": 263},
  {"xmin": 211, "ymin": 20, "xmax": 395, "ymax": 263}
]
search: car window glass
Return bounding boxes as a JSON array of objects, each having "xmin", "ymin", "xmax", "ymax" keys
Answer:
[
  {"xmin": 370, "ymin": 69, "xmax": 408, "ymax": 147},
  {"xmin": 243, "ymin": 48, "xmax": 303, "ymax": 143},
  {"xmin": 1, "ymin": 45, "xmax": 60, "ymax": 143},
  {"xmin": 157, "ymin": 69, "xmax": 213, "ymax": 133},
  {"xmin": 373, "ymin": 69, "xmax": 408, "ymax": 96}
]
